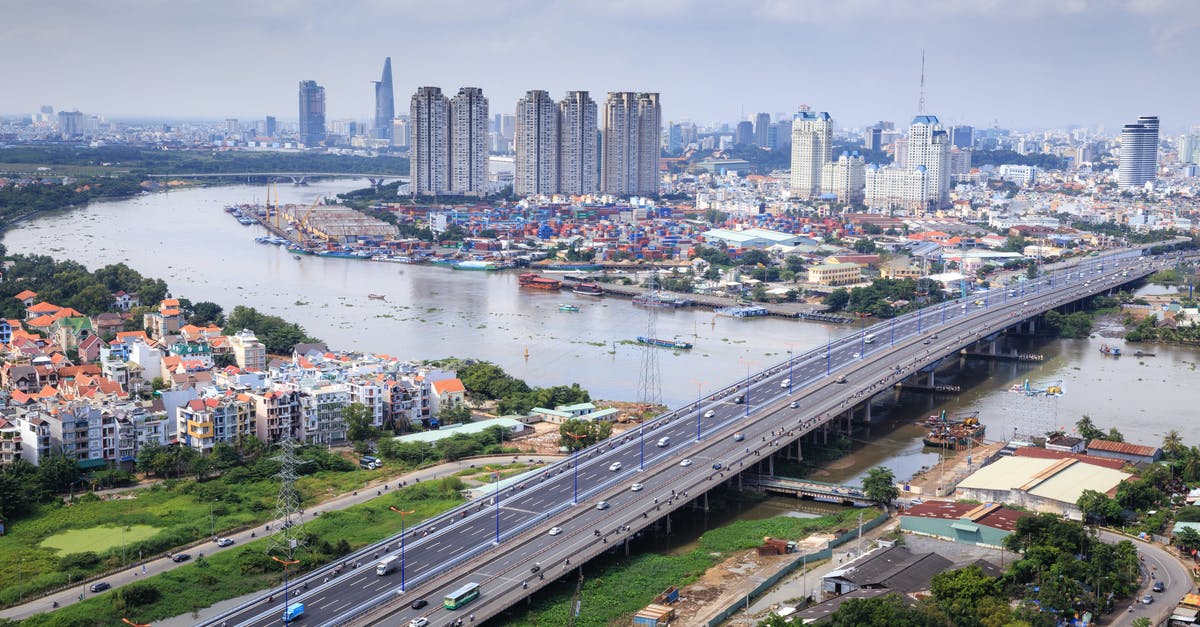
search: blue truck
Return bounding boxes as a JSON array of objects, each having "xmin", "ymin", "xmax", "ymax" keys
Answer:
[{"xmin": 283, "ymin": 602, "xmax": 304, "ymax": 622}]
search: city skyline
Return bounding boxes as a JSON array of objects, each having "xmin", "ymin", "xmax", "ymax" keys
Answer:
[{"xmin": 3, "ymin": 1, "xmax": 1198, "ymax": 131}]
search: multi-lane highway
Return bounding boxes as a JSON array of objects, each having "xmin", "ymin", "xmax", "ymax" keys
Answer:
[{"xmin": 202, "ymin": 247, "xmax": 1186, "ymax": 627}]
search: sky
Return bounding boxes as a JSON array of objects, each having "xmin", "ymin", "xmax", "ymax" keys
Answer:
[{"xmin": 3, "ymin": 0, "xmax": 1199, "ymax": 132}]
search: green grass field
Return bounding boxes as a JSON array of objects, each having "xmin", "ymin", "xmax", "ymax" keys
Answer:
[{"xmin": 40, "ymin": 525, "xmax": 161, "ymax": 555}]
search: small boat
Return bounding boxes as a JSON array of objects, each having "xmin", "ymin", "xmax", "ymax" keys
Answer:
[
  {"xmin": 1100, "ymin": 344, "xmax": 1121, "ymax": 357},
  {"xmin": 293, "ymin": 255, "xmax": 302, "ymax": 260},
  {"xmin": 572, "ymin": 282, "xmax": 604, "ymax": 296},
  {"xmin": 636, "ymin": 336, "xmax": 693, "ymax": 349},
  {"xmin": 558, "ymin": 304, "xmax": 580, "ymax": 312},
  {"xmin": 1134, "ymin": 350, "xmax": 1155, "ymax": 357},
  {"xmin": 368, "ymin": 294, "xmax": 386, "ymax": 300}
]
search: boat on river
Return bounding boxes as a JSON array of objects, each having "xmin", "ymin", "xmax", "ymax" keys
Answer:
[
  {"xmin": 558, "ymin": 304, "xmax": 580, "ymax": 312},
  {"xmin": 518, "ymin": 273, "xmax": 562, "ymax": 290},
  {"xmin": 636, "ymin": 336, "xmax": 693, "ymax": 350},
  {"xmin": 572, "ymin": 282, "xmax": 604, "ymax": 296},
  {"xmin": 1100, "ymin": 344, "xmax": 1122, "ymax": 357},
  {"xmin": 921, "ymin": 412, "xmax": 985, "ymax": 450},
  {"xmin": 368, "ymin": 294, "xmax": 386, "ymax": 300}
]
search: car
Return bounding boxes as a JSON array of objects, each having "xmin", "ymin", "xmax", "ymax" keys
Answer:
[
  {"xmin": 215, "ymin": 537, "xmax": 234, "ymax": 547},
  {"xmin": 930, "ymin": 334, "xmax": 938, "ymax": 339},
  {"xmin": 548, "ymin": 526, "xmax": 563, "ymax": 536},
  {"xmin": 789, "ymin": 401, "xmax": 800, "ymax": 409},
  {"xmin": 1142, "ymin": 594, "xmax": 1154, "ymax": 604},
  {"xmin": 909, "ymin": 497, "xmax": 924, "ymax": 506},
  {"xmin": 630, "ymin": 483, "xmax": 644, "ymax": 492},
  {"xmin": 835, "ymin": 375, "xmax": 847, "ymax": 384},
  {"xmin": 703, "ymin": 410, "xmax": 716, "ymax": 418},
  {"xmin": 608, "ymin": 461, "xmax": 622, "ymax": 472},
  {"xmin": 409, "ymin": 618, "xmax": 430, "ymax": 627},
  {"xmin": 922, "ymin": 340, "xmax": 931, "ymax": 345},
  {"xmin": 852, "ymin": 353, "xmax": 860, "ymax": 359},
  {"xmin": 530, "ymin": 563, "xmax": 541, "ymax": 573},
  {"xmin": 89, "ymin": 582, "xmax": 110, "ymax": 593},
  {"xmin": 780, "ymin": 379, "xmax": 790, "ymax": 388},
  {"xmin": 712, "ymin": 462, "xmax": 723, "ymax": 470},
  {"xmin": 410, "ymin": 599, "xmax": 428, "ymax": 610},
  {"xmin": 1152, "ymin": 581, "xmax": 1165, "ymax": 592},
  {"xmin": 733, "ymin": 432, "xmax": 745, "ymax": 442},
  {"xmin": 171, "ymin": 553, "xmax": 191, "ymax": 563},
  {"xmin": 680, "ymin": 459, "xmax": 693, "ymax": 467},
  {"xmin": 595, "ymin": 501, "xmax": 610, "ymax": 510},
  {"xmin": 656, "ymin": 437, "xmax": 670, "ymax": 447}
]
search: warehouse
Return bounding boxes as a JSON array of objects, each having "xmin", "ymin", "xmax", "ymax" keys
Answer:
[
  {"xmin": 900, "ymin": 501, "xmax": 1030, "ymax": 548},
  {"xmin": 954, "ymin": 456, "xmax": 1131, "ymax": 520}
]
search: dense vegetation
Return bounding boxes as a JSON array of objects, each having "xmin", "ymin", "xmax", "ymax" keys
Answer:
[
  {"xmin": 0, "ymin": 254, "xmax": 169, "ymax": 320},
  {"xmin": 0, "ymin": 145, "xmax": 410, "ymax": 176},
  {"xmin": 967, "ymin": 149, "xmax": 1067, "ymax": 170},
  {"xmin": 822, "ymin": 278, "xmax": 949, "ymax": 318},
  {"xmin": 375, "ymin": 424, "xmax": 517, "ymax": 463},
  {"xmin": 0, "ymin": 179, "xmax": 147, "ymax": 229},
  {"xmin": 223, "ymin": 305, "xmax": 320, "ymax": 355},
  {"xmin": 439, "ymin": 359, "xmax": 590, "ymax": 415}
]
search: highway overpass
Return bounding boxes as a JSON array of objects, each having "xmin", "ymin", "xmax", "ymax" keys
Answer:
[{"xmin": 202, "ymin": 246, "xmax": 1189, "ymax": 627}]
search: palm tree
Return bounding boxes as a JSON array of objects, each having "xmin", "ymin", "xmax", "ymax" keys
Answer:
[
  {"xmin": 1163, "ymin": 430, "xmax": 1186, "ymax": 461},
  {"xmin": 1183, "ymin": 447, "xmax": 1200, "ymax": 483}
]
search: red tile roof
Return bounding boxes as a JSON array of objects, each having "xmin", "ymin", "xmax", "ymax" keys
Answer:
[
  {"xmin": 1014, "ymin": 446, "xmax": 1127, "ymax": 469},
  {"xmin": 1087, "ymin": 439, "xmax": 1161, "ymax": 458},
  {"xmin": 14, "ymin": 290, "xmax": 38, "ymax": 301}
]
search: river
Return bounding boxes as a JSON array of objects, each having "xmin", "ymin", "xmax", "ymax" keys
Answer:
[{"xmin": 5, "ymin": 180, "xmax": 1198, "ymax": 485}]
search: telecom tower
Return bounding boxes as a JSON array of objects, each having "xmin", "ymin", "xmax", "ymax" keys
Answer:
[
  {"xmin": 268, "ymin": 438, "xmax": 306, "ymax": 560},
  {"xmin": 635, "ymin": 270, "xmax": 663, "ymax": 416}
]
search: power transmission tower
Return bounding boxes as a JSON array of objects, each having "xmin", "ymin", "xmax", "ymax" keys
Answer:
[
  {"xmin": 636, "ymin": 270, "xmax": 663, "ymax": 418},
  {"xmin": 269, "ymin": 438, "xmax": 306, "ymax": 560}
]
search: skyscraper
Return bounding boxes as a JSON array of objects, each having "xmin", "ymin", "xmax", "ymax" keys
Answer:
[
  {"xmin": 558, "ymin": 91, "xmax": 598, "ymax": 195},
  {"xmin": 449, "ymin": 87, "xmax": 489, "ymax": 195},
  {"xmin": 950, "ymin": 125, "xmax": 974, "ymax": 149},
  {"xmin": 734, "ymin": 121, "xmax": 754, "ymax": 146},
  {"xmin": 864, "ymin": 126, "xmax": 883, "ymax": 152},
  {"xmin": 373, "ymin": 57, "xmax": 395, "ymax": 141},
  {"xmin": 863, "ymin": 115, "xmax": 950, "ymax": 213},
  {"xmin": 789, "ymin": 111, "xmax": 833, "ymax": 198},
  {"xmin": 754, "ymin": 112, "xmax": 771, "ymax": 146},
  {"xmin": 264, "ymin": 116, "xmax": 277, "ymax": 138},
  {"xmin": 600, "ymin": 92, "xmax": 661, "ymax": 196},
  {"xmin": 410, "ymin": 87, "xmax": 450, "ymax": 194},
  {"xmin": 906, "ymin": 115, "xmax": 951, "ymax": 207},
  {"xmin": 298, "ymin": 80, "xmax": 326, "ymax": 147},
  {"xmin": 1118, "ymin": 115, "xmax": 1159, "ymax": 189},
  {"xmin": 514, "ymin": 90, "xmax": 559, "ymax": 196}
]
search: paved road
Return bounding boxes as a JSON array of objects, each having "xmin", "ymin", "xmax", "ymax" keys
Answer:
[
  {"xmin": 1100, "ymin": 530, "xmax": 1191, "ymax": 627},
  {"xmin": 197, "ymin": 249, "xmax": 1187, "ymax": 627},
  {"xmin": 1, "ymin": 455, "xmax": 560, "ymax": 623}
]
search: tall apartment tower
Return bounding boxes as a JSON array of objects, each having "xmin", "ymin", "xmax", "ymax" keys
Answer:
[
  {"xmin": 373, "ymin": 57, "xmax": 395, "ymax": 141},
  {"xmin": 449, "ymin": 87, "xmax": 489, "ymax": 195},
  {"xmin": 558, "ymin": 91, "xmax": 598, "ymax": 194},
  {"xmin": 410, "ymin": 87, "xmax": 450, "ymax": 194},
  {"xmin": 264, "ymin": 115, "xmax": 277, "ymax": 138},
  {"xmin": 600, "ymin": 92, "xmax": 661, "ymax": 196},
  {"xmin": 1119, "ymin": 115, "xmax": 1160, "ymax": 189},
  {"xmin": 907, "ymin": 115, "xmax": 951, "ymax": 207},
  {"xmin": 514, "ymin": 90, "xmax": 559, "ymax": 196},
  {"xmin": 789, "ymin": 111, "xmax": 833, "ymax": 198},
  {"xmin": 298, "ymin": 80, "xmax": 326, "ymax": 147},
  {"xmin": 754, "ymin": 112, "xmax": 771, "ymax": 146}
]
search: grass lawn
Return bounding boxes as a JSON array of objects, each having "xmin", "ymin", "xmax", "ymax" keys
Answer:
[
  {"xmin": 15, "ymin": 480, "xmax": 465, "ymax": 627},
  {"xmin": 40, "ymin": 525, "xmax": 161, "ymax": 555}
]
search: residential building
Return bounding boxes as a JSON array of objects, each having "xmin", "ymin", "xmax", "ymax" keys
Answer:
[
  {"xmin": 514, "ymin": 90, "xmax": 558, "ymax": 196},
  {"xmin": 863, "ymin": 125, "xmax": 883, "ymax": 152},
  {"xmin": 820, "ymin": 151, "xmax": 866, "ymax": 204},
  {"xmin": 1118, "ymin": 115, "xmax": 1159, "ymax": 189},
  {"xmin": 250, "ymin": 390, "xmax": 303, "ymax": 443},
  {"xmin": 807, "ymin": 262, "xmax": 863, "ymax": 286},
  {"xmin": 1178, "ymin": 134, "xmax": 1200, "ymax": 165},
  {"xmin": 1085, "ymin": 438, "xmax": 1163, "ymax": 464},
  {"xmin": 558, "ymin": 91, "xmax": 598, "ymax": 194},
  {"xmin": 754, "ymin": 112, "xmax": 771, "ymax": 146},
  {"xmin": 449, "ymin": 87, "xmax": 489, "ymax": 195},
  {"xmin": 429, "ymin": 378, "xmax": 466, "ymax": 418},
  {"xmin": 998, "ymin": 164, "xmax": 1037, "ymax": 186},
  {"xmin": 790, "ymin": 111, "xmax": 833, "ymax": 198},
  {"xmin": 373, "ymin": 57, "xmax": 394, "ymax": 141},
  {"xmin": 298, "ymin": 80, "xmax": 326, "ymax": 147},
  {"xmin": 228, "ymin": 329, "xmax": 267, "ymax": 371},
  {"xmin": 863, "ymin": 115, "xmax": 949, "ymax": 213},
  {"xmin": 734, "ymin": 120, "xmax": 754, "ymax": 146},
  {"xmin": 299, "ymin": 383, "xmax": 348, "ymax": 445},
  {"xmin": 177, "ymin": 395, "xmax": 256, "ymax": 453},
  {"xmin": 907, "ymin": 115, "xmax": 951, "ymax": 207},
  {"xmin": 410, "ymin": 87, "xmax": 451, "ymax": 194},
  {"xmin": 600, "ymin": 92, "xmax": 661, "ymax": 196}
]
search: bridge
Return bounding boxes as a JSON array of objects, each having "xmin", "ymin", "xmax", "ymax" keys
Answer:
[
  {"xmin": 149, "ymin": 172, "xmax": 409, "ymax": 187},
  {"xmin": 742, "ymin": 475, "xmax": 872, "ymax": 506},
  {"xmin": 202, "ymin": 246, "xmax": 1189, "ymax": 627}
]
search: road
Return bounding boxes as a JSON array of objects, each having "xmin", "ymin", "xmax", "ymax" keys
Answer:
[
  {"xmin": 193, "ymin": 249, "xmax": 1191, "ymax": 626},
  {"xmin": 1099, "ymin": 530, "xmax": 1191, "ymax": 626}
]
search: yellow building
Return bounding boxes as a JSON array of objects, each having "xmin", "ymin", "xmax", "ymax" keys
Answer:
[
  {"xmin": 807, "ymin": 262, "xmax": 863, "ymax": 286},
  {"xmin": 881, "ymin": 266, "xmax": 924, "ymax": 280}
]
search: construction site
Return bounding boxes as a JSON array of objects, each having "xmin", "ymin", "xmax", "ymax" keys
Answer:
[{"xmin": 246, "ymin": 188, "xmax": 400, "ymax": 251}]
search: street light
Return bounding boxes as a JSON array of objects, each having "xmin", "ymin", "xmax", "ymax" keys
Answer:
[
  {"xmin": 737, "ymin": 358, "xmax": 755, "ymax": 418},
  {"xmin": 691, "ymin": 379, "xmax": 709, "ymax": 442},
  {"xmin": 271, "ymin": 555, "xmax": 301, "ymax": 625},
  {"xmin": 563, "ymin": 431, "xmax": 588, "ymax": 504},
  {"xmin": 784, "ymin": 344, "xmax": 795, "ymax": 395},
  {"xmin": 388, "ymin": 506, "xmax": 415, "ymax": 591},
  {"xmin": 484, "ymin": 465, "xmax": 502, "ymax": 545}
]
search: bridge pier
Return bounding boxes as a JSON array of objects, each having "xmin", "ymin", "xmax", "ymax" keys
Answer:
[{"xmin": 625, "ymin": 537, "xmax": 631, "ymax": 556}]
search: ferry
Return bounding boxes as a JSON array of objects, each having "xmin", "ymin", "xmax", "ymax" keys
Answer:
[
  {"xmin": 518, "ymin": 273, "xmax": 562, "ymax": 290},
  {"xmin": 636, "ymin": 336, "xmax": 693, "ymax": 350},
  {"xmin": 571, "ymin": 282, "xmax": 604, "ymax": 296},
  {"xmin": 558, "ymin": 304, "xmax": 580, "ymax": 312}
]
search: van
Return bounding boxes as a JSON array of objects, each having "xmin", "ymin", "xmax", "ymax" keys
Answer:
[
  {"xmin": 283, "ymin": 602, "xmax": 305, "ymax": 622},
  {"xmin": 863, "ymin": 334, "xmax": 876, "ymax": 344},
  {"xmin": 657, "ymin": 437, "xmax": 670, "ymax": 448}
]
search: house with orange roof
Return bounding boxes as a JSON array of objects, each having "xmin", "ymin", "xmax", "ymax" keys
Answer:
[
  {"xmin": 77, "ymin": 334, "xmax": 103, "ymax": 363},
  {"xmin": 144, "ymin": 298, "xmax": 185, "ymax": 339},
  {"xmin": 429, "ymin": 378, "xmax": 466, "ymax": 416},
  {"xmin": 25, "ymin": 301, "xmax": 62, "ymax": 321},
  {"xmin": 178, "ymin": 324, "xmax": 224, "ymax": 342},
  {"xmin": 25, "ymin": 314, "xmax": 59, "ymax": 334},
  {"xmin": 14, "ymin": 290, "xmax": 38, "ymax": 308}
]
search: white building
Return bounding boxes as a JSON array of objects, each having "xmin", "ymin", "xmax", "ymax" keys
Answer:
[
  {"xmin": 410, "ymin": 86, "xmax": 450, "ymax": 194},
  {"xmin": 557, "ymin": 91, "xmax": 598, "ymax": 194},
  {"xmin": 820, "ymin": 151, "xmax": 865, "ymax": 204},
  {"xmin": 864, "ymin": 164, "xmax": 930, "ymax": 213},
  {"xmin": 863, "ymin": 115, "xmax": 949, "ymax": 213},
  {"xmin": 449, "ymin": 87, "xmax": 489, "ymax": 195},
  {"xmin": 601, "ymin": 92, "xmax": 661, "ymax": 196},
  {"xmin": 228, "ymin": 329, "xmax": 267, "ymax": 371},
  {"xmin": 789, "ymin": 111, "xmax": 833, "ymax": 198},
  {"xmin": 997, "ymin": 164, "xmax": 1037, "ymax": 186},
  {"xmin": 514, "ymin": 90, "xmax": 558, "ymax": 196},
  {"xmin": 1118, "ymin": 115, "xmax": 1158, "ymax": 189}
]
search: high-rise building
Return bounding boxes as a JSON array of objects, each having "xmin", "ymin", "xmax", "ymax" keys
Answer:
[
  {"xmin": 1179, "ymin": 134, "xmax": 1200, "ymax": 165},
  {"xmin": 448, "ymin": 87, "xmax": 489, "ymax": 195},
  {"xmin": 1118, "ymin": 115, "xmax": 1159, "ymax": 189},
  {"xmin": 298, "ymin": 80, "xmax": 326, "ymax": 147},
  {"xmin": 410, "ymin": 87, "xmax": 450, "ymax": 194},
  {"xmin": 820, "ymin": 151, "xmax": 866, "ymax": 204},
  {"xmin": 514, "ymin": 90, "xmax": 558, "ymax": 196},
  {"xmin": 906, "ymin": 115, "xmax": 951, "ymax": 207},
  {"xmin": 754, "ymin": 112, "xmax": 771, "ymax": 147},
  {"xmin": 264, "ymin": 116, "xmax": 277, "ymax": 138},
  {"xmin": 667, "ymin": 122, "xmax": 684, "ymax": 154},
  {"xmin": 771, "ymin": 119, "xmax": 792, "ymax": 151},
  {"xmin": 863, "ymin": 114, "xmax": 950, "ymax": 213},
  {"xmin": 864, "ymin": 126, "xmax": 883, "ymax": 152},
  {"xmin": 789, "ymin": 111, "xmax": 833, "ymax": 198},
  {"xmin": 950, "ymin": 125, "xmax": 974, "ymax": 149},
  {"xmin": 558, "ymin": 91, "xmax": 598, "ymax": 195},
  {"xmin": 57, "ymin": 110, "xmax": 84, "ymax": 138},
  {"xmin": 392, "ymin": 117, "xmax": 411, "ymax": 149},
  {"xmin": 374, "ymin": 57, "xmax": 395, "ymax": 141},
  {"xmin": 734, "ymin": 121, "xmax": 754, "ymax": 146},
  {"xmin": 600, "ymin": 92, "xmax": 661, "ymax": 196}
]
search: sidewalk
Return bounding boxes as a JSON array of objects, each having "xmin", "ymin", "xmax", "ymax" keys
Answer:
[{"xmin": 1, "ymin": 454, "xmax": 560, "ymax": 622}]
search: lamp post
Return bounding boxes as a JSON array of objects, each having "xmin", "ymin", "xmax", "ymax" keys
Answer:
[
  {"xmin": 272, "ymin": 555, "xmax": 300, "ymax": 624},
  {"xmin": 638, "ymin": 409, "xmax": 645, "ymax": 471},
  {"xmin": 564, "ymin": 431, "xmax": 587, "ymax": 504},
  {"xmin": 737, "ymin": 358, "xmax": 755, "ymax": 418},
  {"xmin": 691, "ymin": 379, "xmax": 709, "ymax": 442},
  {"xmin": 389, "ymin": 506, "xmax": 414, "ymax": 591},
  {"xmin": 784, "ymin": 344, "xmax": 796, "ymax": 395},
  {"xmin": 858, "ymin": 316, "xmax": 866, "ymax": 359},
  {"xmin": 18, "ymin": 558, "xmax": 24, "ymax": 603},
  {"xmin": 485, "ymin": 465, "xmax": 501, "ymax": 545}
]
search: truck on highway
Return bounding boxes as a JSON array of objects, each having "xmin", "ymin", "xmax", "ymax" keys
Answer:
[
  {"xmin": 376, "ymin": 555, "xmax": 400, "ymax": 576},
  {"xmin": 864, "ymin": 334, "xmax": 876, "ymax": 344},
  {"xmin": 283, "ymin": 602, "xmax": 304, "ymax": 622}
]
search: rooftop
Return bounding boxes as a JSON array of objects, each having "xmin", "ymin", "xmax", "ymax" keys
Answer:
[{"xmin": 1086, "ymin": 439, "xmax": 1161, "ymax": 458}]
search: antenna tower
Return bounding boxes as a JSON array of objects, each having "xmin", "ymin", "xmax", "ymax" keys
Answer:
[
  {"xmin": 268, "ymin": 438, "xmax": 306, "ymax": 560},
  {"xmin": 635, "ymin": 271, "xmax": 663, "ymax": 417},
  {"xmin": 918, "ymin": 50, "xmax": 926, "ymax": 114}
]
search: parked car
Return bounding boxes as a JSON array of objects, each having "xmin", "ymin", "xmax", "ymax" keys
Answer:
[{"xmin": 89, "ymin": 582, "xmax": 110, "ymax": 593}]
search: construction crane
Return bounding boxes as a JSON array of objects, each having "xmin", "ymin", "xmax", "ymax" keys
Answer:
[{"xmin": 294, "ymin": 197, "xmax": 321, "ymax": 247}]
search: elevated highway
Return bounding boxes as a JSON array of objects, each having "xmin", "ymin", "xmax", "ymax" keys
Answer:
[{"xmin": 202, "ymin": 247, "xmax": 1189, "ymax": 627}]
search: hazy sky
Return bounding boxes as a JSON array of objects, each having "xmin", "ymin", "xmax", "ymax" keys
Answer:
[{"xmin": 3, "ymin": 0, "xmax": 1198, "ymax": 132}]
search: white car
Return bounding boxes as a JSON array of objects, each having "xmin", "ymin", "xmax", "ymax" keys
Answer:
[
  {"xmin": 548, "ymin": 526, "xmax": 563, "ymax": 536},
  {"xmin": 608, "ymin": 461, "xmax": 622, "ymax": 471},
  {"xmin": 852, "ymin": 352, "xmax": 861, "ymax": 359},
  {"xmin": 780, "ymin": 379, "xmax": 790, "ymax": 388},
  {"xmin": 680, "ymin": 459, "xmax": 693, "ymax": 467},
  {"xmin": 630, "ymin": 483, "xmax": 644, "ymax": 492},
  {"xmin": 409, "ymin": 619, "xmax": 429, "ymax": 627},
  {"xmin": 703, "ymin": 410, "xmax": 716, "ymax": 418},
  {"xmin": 789, "ymin": 401, "xmax": 800, "ymax": 408},
  {"xmin": 215, "ymin": 537, "xmax": 234, "ymax": 547}
]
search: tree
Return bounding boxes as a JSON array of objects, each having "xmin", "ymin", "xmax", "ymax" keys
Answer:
[
  {"xmin": 559, "ymin": 418, "xmax": 612, "ymax": 450},
  {"xmin": 1175, "ymin": 526, "xmax": 1200, "ymax": 554},
  {"xmin": 1163, "ymin": 429, "xmax": 1186, "ymax": 460},
  {"xmin": 824, "ymin": 289, "xmax": 851, "ymax": 311},
  {"xmin": 343, "ymin": 402, "xmax": 376, "ymax": 445},
  {"xmin": 929, "ymin": 565, "xmax": 1009, "ymax": 627},
  {"xmin": 862, "ymin": 466, "xmax": 899, "ymax": 510},
  {"xmin": 439, "ymin": 401, "xmax": 472, "ymax": 425},
  {"xmin": 739, "ymin": 249, "xmax": 771, "ymax": 267},
  {"xmin": 1077, "ymin": 489, "xmax": 1122, "ymax": 525},
  {"xmin": 188, "ymin": 301, "xmax": 225, "ymax": 326},
  {"xmin": 1076, "ymin": 415, "xmax": 1103, "ymax": 440},
  {"xmin": 827, "ymin": 594, "xmax": 945, "ymax": 626},
  {"xmin": 38, "ymin": 453, "xmax": 83, "ymax": 494},
  {"xmin": 853, "ymin": 238, "xmax": 877, "ymax": 253}
]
